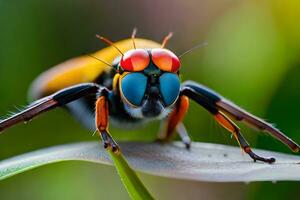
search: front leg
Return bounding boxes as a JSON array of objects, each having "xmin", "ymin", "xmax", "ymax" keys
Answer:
[
  {"xmin": 157, "ymin": 95, "xmax": 191, "ymax": 149},
  {"xmin": 95, "ymin": 89, "xmax": 120, "ymax": 154},
  {"xmin": 0, "ymin": 83, "xmax": 100, "ymax": 133}
]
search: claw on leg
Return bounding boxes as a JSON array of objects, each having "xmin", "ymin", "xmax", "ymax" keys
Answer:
[
  {"xmin": 244, "ymin": 146, "xmax": 275, "ymax": 163},
  {"xmin": 215, "ymin": 112, "xmax": 276, "ymax": 164},
  {"xmin": 100, "ymin": 130, "xmax": 120, "ymax": 155}
]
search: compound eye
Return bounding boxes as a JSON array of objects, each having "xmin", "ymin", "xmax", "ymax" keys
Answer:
[
  {"xmin": 120, "ymin": 49, "xmax": 150, "ymax": 71},
  {"xmin": 151, "ymin": 49, "xmax": 181, "ymax": 72},
  {"xmin": 120, "ymin": 73, "xmax": 147, "ymax": 107},
  {"xmin": 159, "ymin": 73, "xmax": 180, "ymax": 106}
]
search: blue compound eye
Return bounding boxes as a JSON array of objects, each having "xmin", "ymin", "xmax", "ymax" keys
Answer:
[
  {"xmin": 159, "ymin": 73, "xmax": 180, "ymax": 106},
  {"xmin": 120, "ymin": 73, "xmax": 147, "ymax": 106}
]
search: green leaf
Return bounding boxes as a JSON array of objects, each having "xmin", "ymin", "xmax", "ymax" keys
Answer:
[
  {"xmin": 0, "ymin": 142, "xmax": 154, "ymax": 200},
  {"xmin": 109, "ymin": 151, "xmax": 154, "ymax": 200},
  {"xmin": 0, "ymin": 141, "xmax": 300, "ymax": 185}
]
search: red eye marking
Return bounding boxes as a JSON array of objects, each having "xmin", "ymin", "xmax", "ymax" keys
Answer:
[
  {"xmin": 120, "ymin": 49, "xmax": 150, "ymax": 71},
  {"xmin": 151, "ymin": 49, "xmax": 181, "ymax": 72}
]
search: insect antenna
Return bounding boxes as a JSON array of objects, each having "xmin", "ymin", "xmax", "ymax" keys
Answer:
[
  {"xmin": 88, "ymin": 54, "xmax": 113, "ymax": 67},
  {"xmin": 178, "ymin": 41, "xmax": 208, "ymax": 58},
  {"xmin": 131, "ymin": 27, "xmax": 137, "ymax": 49},
  {"xmin": 161, "ymin": 32, "xmax": 173, "ymax": 48},
  {"xmin": 96, "ymin": 34, "xmax": 124, "ymax": 56}
]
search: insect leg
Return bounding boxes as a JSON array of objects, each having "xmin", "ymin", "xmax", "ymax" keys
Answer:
[
  {"xmin": 214, "ymin": 112, "xmax": 275, "ymax": 163},
  {"xmin": 95, "ymin": 89, "xmax": 120, "ymax": 154},
  {"xmin": 182, "ymin": 81, "xmax": 300, "ymax": 153},
  {"xmin": 157, "ymin": 95, "xmax": 191, "ymax": 149},
  {"xmin": 176, "ymin": 122, "xmax": 192, "ymax": 149},
  {"xmin": 0, "ymin": 83, "xmax": 100, "ymax": 133},
  {"xmin": 181, "ymin": 83, "xmax": 284, "ymax": 163},
  {"xmin": 216, "ymin": 99, "xmax": 300, "ymax": 152}
]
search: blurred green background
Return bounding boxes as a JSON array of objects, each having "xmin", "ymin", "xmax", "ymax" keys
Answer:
[{"xmin": 0, "ymin": 0, "xmax": 300, "ymax": 199}]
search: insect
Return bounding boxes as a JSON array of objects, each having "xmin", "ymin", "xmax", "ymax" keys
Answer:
[{"xmin": 0, "ymin": 29, "xmax": 299, "ymax": 164}]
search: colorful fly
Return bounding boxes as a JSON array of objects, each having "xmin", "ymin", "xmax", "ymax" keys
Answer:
[{"xmin": 0, "ymin": 29, "xmax": 299, "ymax": 163}]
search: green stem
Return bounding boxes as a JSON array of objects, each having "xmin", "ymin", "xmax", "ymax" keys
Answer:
[{"xmin": 109, "ymin": 151, "xmax": 154, "ymax": 200}]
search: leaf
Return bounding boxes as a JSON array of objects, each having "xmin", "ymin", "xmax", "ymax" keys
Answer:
[
  {"xmin": 0, "ymin": 142, "xmax": 300, "ymax": 183},
  {"xmin": 109, "ymin": 151, "xmax": 154, "ymax": 200},
  {"xmin": 0, "ymin": 142, "xmax": 154, "ymax": 200}
]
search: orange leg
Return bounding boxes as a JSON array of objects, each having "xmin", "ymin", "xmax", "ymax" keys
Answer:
[
  {"xmin": 158, "ymin": 95, "xmax": 191, "ymax": 148},
  {"xmin": 214, "ymin": 112, "xmax": 275, "ymax": 163},
  {"xmin": 181, "ymin": 81, "xmax": 299, "ymax": 162},
  {"xmin": 95, "ymin": 96, "xmax": 120, "ymax": 154},
  {"xmin": 181, "ymin": 82, "xmax": 299, "ymax": 163}
]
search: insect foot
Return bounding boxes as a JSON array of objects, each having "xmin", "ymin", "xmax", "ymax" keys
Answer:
[
  {"xmin": 244, "ymin": 147, "xmax": 276, "ymax": 164},
  {"xmin": 100, "ymin": 130, "xmax": 121, "ymax": 155}
]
